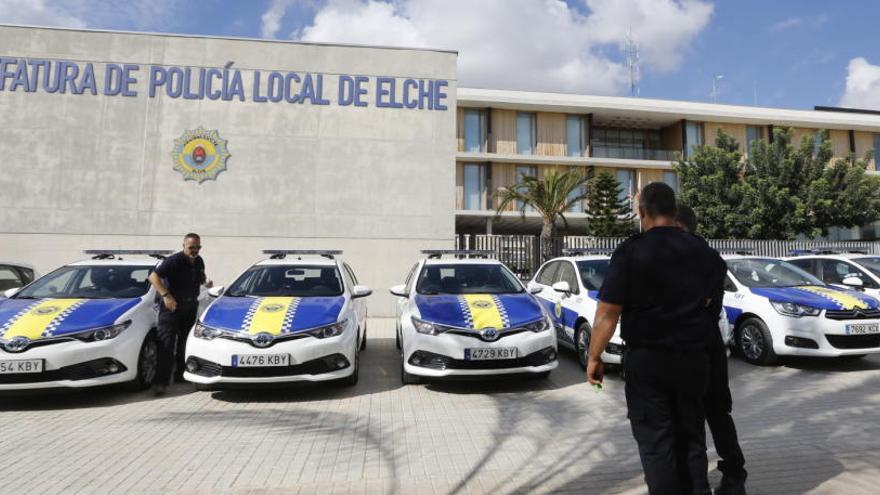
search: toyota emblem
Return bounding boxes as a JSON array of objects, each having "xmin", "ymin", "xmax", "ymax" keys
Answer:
[
  {"xmin": 3, "ymin": 336, "xmax": 31, "ymax": 353},
  {"xmin": 480, "ymin": 327, "xmax": 499, "ymax": 341},
  {"xmin": 252, "ymin": 332, "xmax": 274, "ymax": 348}
]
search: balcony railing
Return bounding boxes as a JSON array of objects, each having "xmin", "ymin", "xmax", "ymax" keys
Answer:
[{"xmin": 591, "ymin": 145, "xmax": 679, "ymax": 161}]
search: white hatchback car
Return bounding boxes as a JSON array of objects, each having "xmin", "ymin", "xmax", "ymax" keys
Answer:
[
  {"xmin": 530, "ymin": 250, "xmax": 732, "ymax": 369},
  {"xmin": 0, "ymin": 250, "xmax": 170, "ymax": 391},
  {"xmin": 391, "ymin": 250, "xmax": 557, "ymax": 384},
  {"xmin": 723, "ymin": 254, "xmax": 880, "ymax": 365},
  {"xmin": 184, "ymin": 250, "xmax": 371, "ymax": 389}
]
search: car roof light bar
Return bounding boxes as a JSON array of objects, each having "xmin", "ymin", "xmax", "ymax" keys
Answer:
[
  {"xmin": 421, "ymin": 249, "xmax": 494, "ymax": 259},
  {"xmin": 262, "ymin": 250, "xmax": 343, "ymax": 259},
  {"xmin": 788, "ymin": 247, "xmax": 869, "ymax": 255},
  {"xmin": 562, "ymin": 248, "xmax": 614, "ymax": 256},
  {"xmin": 84, "ymin": 249, "xmax": 173, "ymax": 260},
  {"xmin": 716, "ymin": 247, "xmax": 755, "ymax": 255}
]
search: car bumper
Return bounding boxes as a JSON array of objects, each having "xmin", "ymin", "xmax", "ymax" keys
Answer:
[
  {"xmin": 184, "ymin": 326, "xmax": 357, "ymax": 385},
  {"xmin": 0, "ymin": 331, "xmax": 142, "ymax": 390},
  {"xmin": 403, "ymin": 327, "xmax": 558, "ymax": 378},
  {"xmin": 771, "ymin": 314, "xmax": 880, "ymax": 357}
]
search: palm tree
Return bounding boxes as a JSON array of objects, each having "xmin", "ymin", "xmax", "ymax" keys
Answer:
[{"xmin": 495, "ymin": 168, "xmax": 590, "ymax": 260}]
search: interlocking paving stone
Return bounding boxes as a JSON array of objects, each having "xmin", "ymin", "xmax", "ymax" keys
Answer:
[{"xmin": 1, "ymin": 318, "xmax": 879, "ymax": 494}]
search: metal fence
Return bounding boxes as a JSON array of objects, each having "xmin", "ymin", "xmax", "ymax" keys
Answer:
[{"xmin": 456, "ymin": 234, "xmax": 880, "ymax": 281}]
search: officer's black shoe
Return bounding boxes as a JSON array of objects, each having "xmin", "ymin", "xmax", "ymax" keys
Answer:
[
  {"xmin": 714, "ymin": 481, "xmax": 746, "ymax": 495},
  {"xmin": 153, "ymin": 384, "xmax": 168, "ymax": 397}
]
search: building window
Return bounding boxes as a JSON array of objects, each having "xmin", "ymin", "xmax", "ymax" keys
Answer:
[
  {"xmin": 685, "ymin": 121, "xmax": 703, "ymax": 158},
  {"xmin": 463, "ymin": 164, "xmax": 486, "ymax": 210},
  {"xmin": 591, "ymin": 127, "xmax": 668, "ymax": 160},
  {"xmin": 617, "ymin": 169, "xmax": 635, "ymax": 205},
  {"xmin": 873, "ymin": 134, "xmax": 880, "ymax": 171},
  {"xmin": 813, "ymin": 130, "xmax": 823, "ymax": 158},
  {"xmin": 746, "ymin": 125, "xmax": 762, "ymax": 156},
  {"xmin": 663, "ymin": 171, "xmax": 678, "ymax": 193},
  {"xmin": 567, "ymin": 181, "xmax": 586, "ymax": 213},
  {"xmin": 517, "ymin": 112, "xmax": 536, "ymax": 155},
  {"xmin": 566, "ymin": 115, "xmax": 586, "ymax": 157},
  {"xmin": 463, "ymin": 109, "xmax": 486, "ymax": 152},
  {"xmin": 516, "ymin": 165, "xmax": 537, "ymax": 211}
]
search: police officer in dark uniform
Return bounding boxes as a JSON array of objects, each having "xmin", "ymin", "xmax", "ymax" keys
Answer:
[
  {"xmin": 148, "ymin": 233, "xmax": 211, "ymax": 395},
  {"xmin": 676, "ymin": 205, "xmax": 747, "ymax": 495},
  {"xmin": 587, "ymin": 183, "xmax": 725, "ymax": 495}
]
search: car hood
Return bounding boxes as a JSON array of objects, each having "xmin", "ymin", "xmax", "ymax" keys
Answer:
[
  {"xmin": 202, "ymin": 296, "xmax": 346, "ymax": 335},
  {"xmin": 749, "ymin": 285, "xmax": 879, "ymax": 310},
  {"xmin": 414, "ymin": 293, "xmax": 543, "ymax": 329},
  {"xmin": 0, "ymin": 297, "xmax": 140, "ymax": 341}
]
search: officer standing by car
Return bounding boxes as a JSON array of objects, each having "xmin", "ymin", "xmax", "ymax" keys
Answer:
[
  {"xmin": 587, "ymin": 183, "xmax": 725, "ymax": 495},
  {"xmin": 148, "ymin": 233, "xmax": 212, "ymax": 395},
  {"xmin": 676, "ymin": 204, "xmax": 747, "ymax": 495}
]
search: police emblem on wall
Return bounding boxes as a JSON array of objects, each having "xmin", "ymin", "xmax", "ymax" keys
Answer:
[{"xmin": 171, "ymin": 127, "xmax": 231, "ymax": 183}]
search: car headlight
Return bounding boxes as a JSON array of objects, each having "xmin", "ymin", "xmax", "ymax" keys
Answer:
[
  {"xmin": 73, "ymin": 321, "xmax": 131, "ymax": 342},
  {"xmin": 523, "ymin": 316, "xmax": 553, "ymax": 332},
  {"xmin": 194, "ymin": 322, "xmax": 225, "ymax": 340},
  {"xmin": 770, "ymin": 301, "xmax": 821, "ymax": 318},
  {"xmin": 305, "ymin": 319, "xmax": 348, "ymax": 339},
  {"xmin": 411, "ymin": 316, "xmax": 454, "ymax": 336}
]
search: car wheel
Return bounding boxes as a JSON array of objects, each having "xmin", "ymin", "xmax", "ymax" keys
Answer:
[
  {"xmin": 737, "ymin": 317, "xmax": 777, "ymax": 365},
  {"xmin": 128, "ymin": 332, "xmax": 159, "ymax": 391},
  {"xmin": 574, "ymin": 321, "xmax": 591, "ymax": 370}
]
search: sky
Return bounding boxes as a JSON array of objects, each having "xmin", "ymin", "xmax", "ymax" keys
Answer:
[{"xmin": 1, "ymin": 0, "xmax": 879, "ymax": 111}]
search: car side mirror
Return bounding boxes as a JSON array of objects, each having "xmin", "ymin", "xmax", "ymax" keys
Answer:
[
  {"xmin": 2, "ymin": 287, "xmax": 20, "ymax": 298},
  {"xmin": 389, "ymin": 284, "xmax": 408, "ymax": 298},
  {"xmin": 842, "ymin": 276, "xmax": 864, "ymax": 289},
  {"xmin": 207, "ymin": 286, "xmax": 225, "ymax": 298},
  {"xmin": 352, "ymin": 285, "xmax": 372, "ymax": 298},
  {"xmin": 528, "ymin": 285, "xmax": 543, "ymax": 295},
  {"xmin": 552, "ymin": 281, "xmax": 571, "ymax": 295}
]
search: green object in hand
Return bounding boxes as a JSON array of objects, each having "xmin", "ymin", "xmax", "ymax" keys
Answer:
[{"xmin": 592, "ymin": 383, "xmax": 603, "ymax": 393}]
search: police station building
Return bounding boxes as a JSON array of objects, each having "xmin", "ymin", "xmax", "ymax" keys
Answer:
[{"xmin": 4, "ymin": 24, "xmax": 880, "ymax": 315}]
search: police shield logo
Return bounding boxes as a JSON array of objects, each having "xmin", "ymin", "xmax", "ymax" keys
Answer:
[{"xmin": 171, "ymin": 127, "xmax": 231, "ymax": 183}]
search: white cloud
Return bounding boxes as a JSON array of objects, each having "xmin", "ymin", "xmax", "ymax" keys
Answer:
[
  {"xmin": 839, "ymin": 57, "xmax": 880, "ymax": 110},
  {"xmin": 261, "ymin": 0, "xmax": 296, "ymax": 38},
  {"xmin": 768, "ymin": 16, "xmax": 802, "ymax": 32},
  {"xmin": 0, "ymin": 0, "xmax": 182, "ymax": 31},
  {"xmin": 0, "ymin": 0, "xmax": 86, "ymax": 28},
  {"xmin": 274, "ymin": 0, "xmax": 713, "ymax": 95}
]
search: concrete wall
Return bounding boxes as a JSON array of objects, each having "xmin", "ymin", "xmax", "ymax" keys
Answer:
[{"xmin": 0, "ymin": 26, "xmax": 458, "ymax": 316}]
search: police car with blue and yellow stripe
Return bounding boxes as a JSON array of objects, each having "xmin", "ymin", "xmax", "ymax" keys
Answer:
[
  {"xmin": 723, "ymin": 253, "xmax": 880, "ymax": 365},
  {"xmin": 0, "ymin": 250, "xmax": 172, "ymax": 391},
  {"xmin": 391, "ymin": 250, "xmax": 557, "ymax": 384},
  {"xmin": 184, "ymin": 250, "xmax": 370, "ymax": 388}
]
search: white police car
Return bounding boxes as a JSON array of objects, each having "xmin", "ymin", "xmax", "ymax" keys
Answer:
[
  {"xmin": 786, "ymin": 249, "xmax": 880, "ymax": 300},
  {"xmin": 184, "ymin": 250, "xmax": 370, "ymax": 388},
  {"xmin": 0, "ymin": 250, "xmax": 171, "ymax": 391},
  {"xmin": 529, "ymin": 250, "xmax": 733, "ymax": 369},
  {"xmin": 391, "ymin": 250, "xmax": 557, "ymax": 384},
  {"xmin": 723, "ymin": 253, "xmax": 880, "ymax": 365}
]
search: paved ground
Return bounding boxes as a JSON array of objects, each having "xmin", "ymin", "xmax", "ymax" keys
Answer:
[{"xmin": 2, "ymin": 319, "xmax": 880, "ymax": 495}]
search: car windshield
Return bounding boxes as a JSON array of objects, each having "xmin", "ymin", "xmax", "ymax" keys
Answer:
[
  {"xmin": 577, "ymin": 260, "xmax": 610, "ymax": 291},
  {"xmin": 14, "ymin": 265, "xmax": 151, "ymax": 299},
  {"xmin": 415, "ymin": 263, "xmax": 523, "ymax": 295},
  {"xmin": 727, "ymin": 258, "xmax": 823, "ymax": 288},
  {"xmin": 855, "ymin": 257, "xmax": 880, "ymax": 278},
  {"xmin": 226, "ymin": 265, "xmax": 344, "ymax": 297}
]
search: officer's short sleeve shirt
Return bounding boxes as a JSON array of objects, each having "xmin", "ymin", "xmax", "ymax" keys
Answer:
[{"xmin": 154, "ymin": 251, "xmax": 205, "ymax": 303}]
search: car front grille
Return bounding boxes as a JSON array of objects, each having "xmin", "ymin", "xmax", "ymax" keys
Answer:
[
  {"xmin": 824, "ymin": 308, "xmax": 880, "ymax": 320},
  {"xmin": 825, "ymin": 334, "xmax": 880, "ymax": 349}
]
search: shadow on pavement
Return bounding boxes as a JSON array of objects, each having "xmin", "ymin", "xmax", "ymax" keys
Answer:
[{"xmin": 0, "ymin": 381, "xmax": 195, "ymax": 411}]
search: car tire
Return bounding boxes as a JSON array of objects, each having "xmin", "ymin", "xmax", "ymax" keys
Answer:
[
  {"xmin": 737, "ymin": 317, "xmax": 777, "ymax": 366},
  {"xmin": 574, "ymin": 321, "xmax": 592, "ymax": 370},
  {"xmin": 128, "ymin": 332, "xmax": 159, "ymax": 391}
]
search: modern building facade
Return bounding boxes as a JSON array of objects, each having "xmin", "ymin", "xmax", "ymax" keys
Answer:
[{"xmin": 455, "ymin": 89, "xmax": 880, "ymax": 239}]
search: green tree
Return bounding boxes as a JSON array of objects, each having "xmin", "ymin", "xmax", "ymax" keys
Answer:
[
  {"xmin": 585, "ymin": 171, "xmax": 637, "ymax": 237},
  {"xmin": 673, "ymin": 129, "xmax": 750, "ymax": 238},
  {"xmin": 495, "ymin": 168, "xmax": 589, "ymax": 260},
  {"xmin": 807, "ymin": 152, "xmax": 880, "ymax": 235}
]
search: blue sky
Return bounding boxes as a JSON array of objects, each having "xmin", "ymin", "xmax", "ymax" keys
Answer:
[{"xmin": 2, "ymin": 0, "xmax": 879, "ymax": 111}]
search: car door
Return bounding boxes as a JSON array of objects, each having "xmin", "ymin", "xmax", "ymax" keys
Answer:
[
  {"xmin": 343, "ymin": 262, "xmax": 366, "ymax": 330},
  {"xmin": 721, "ymin": 273, "xmax": 745, "ymax": 327},
  {"xmin": 554, "ymin": 261, "xmax": 582, "ymax": 346},
  {"xmin": 531, "ymin": 261, "xmax": 561, "ymax": 317},
  {"xmin": 398, "ymin": 262, "xmax": 419, "ymax": 317},
  {"xmin": 818, "ymin": 258, "xmax": 880, "ymax": 296}
]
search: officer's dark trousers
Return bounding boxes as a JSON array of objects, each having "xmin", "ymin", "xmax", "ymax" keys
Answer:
[
  {"xmin": 706, "ymin": 341, "xmax": 747, "ymax": 487},
  {"xmin": 155, "ymin": 302, "xmax": 198, "ymax": 385},
  {"xmin": 625, "ymin": 347, "xmax": 711, "ymax": 495}
]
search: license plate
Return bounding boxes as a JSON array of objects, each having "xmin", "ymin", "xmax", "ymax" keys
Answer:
[
  {"xmin": 0, "ymin": 359, "xmax": 44, "ymax": 374},
  {"xmin": 464, "ymin": 348, "xmax": 517, "ymax": 360},
  {"xmin": 846, "ymin": 323, "xmax": 880, "ymax": 335},
  {"xmin": 231, "ymin": 354, "xmax": 290, "ymax": 368}
]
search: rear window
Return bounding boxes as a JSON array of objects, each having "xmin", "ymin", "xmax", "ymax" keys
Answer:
[{"xmin": 226, "ymin": 265, "xmax": 343, "ymax": 297}]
